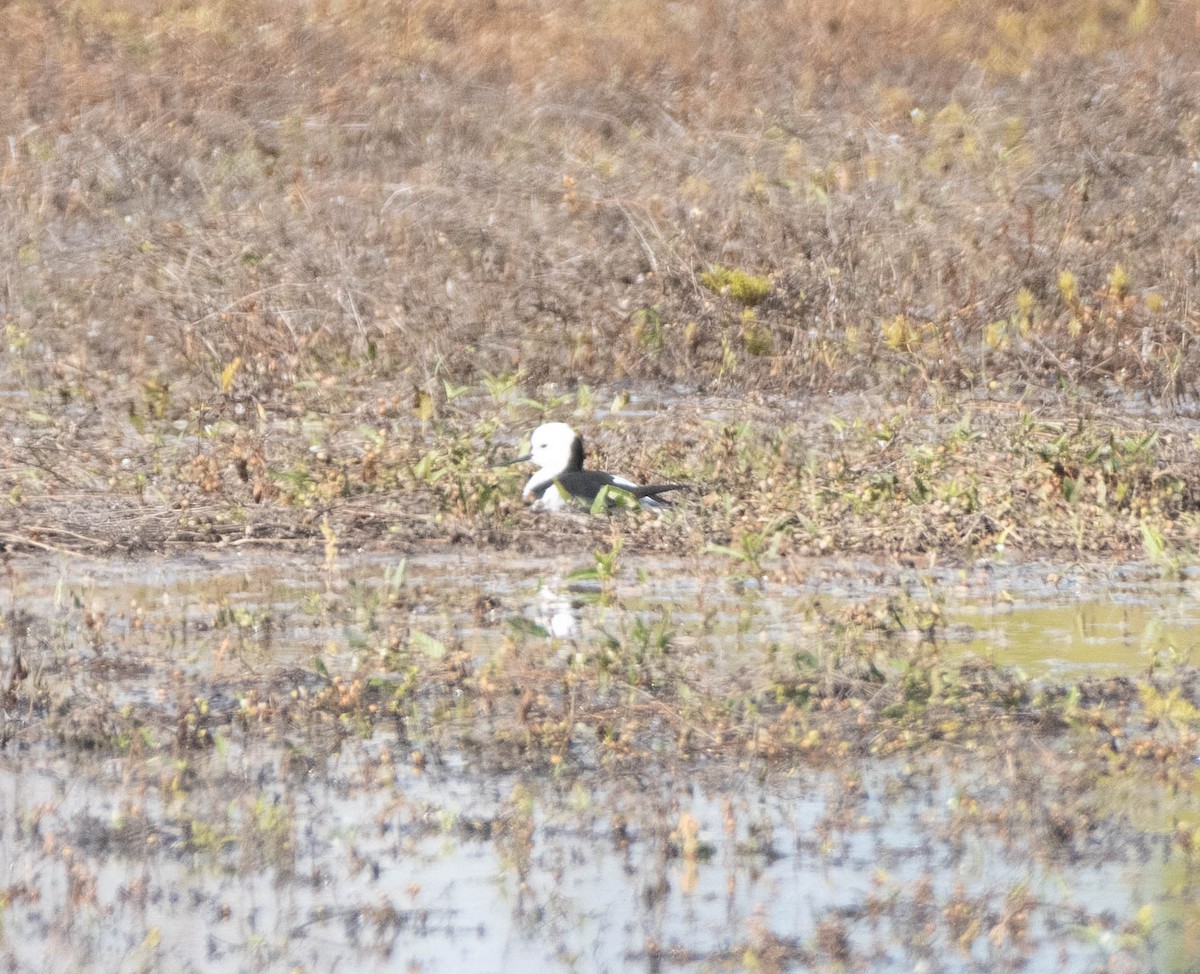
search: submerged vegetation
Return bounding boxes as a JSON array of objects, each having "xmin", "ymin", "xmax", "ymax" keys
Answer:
[{"xmin": 2, "ymin": 549, "xmax": 1199, "ymax": 970}]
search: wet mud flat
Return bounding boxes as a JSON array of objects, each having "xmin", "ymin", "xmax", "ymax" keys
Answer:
[{"xmin": 1, "ymin": 549, "xmax": 1198, "ymax": 973}]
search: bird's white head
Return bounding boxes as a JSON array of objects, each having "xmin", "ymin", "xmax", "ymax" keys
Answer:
[{"xmin": 528, "ymin": 422, "xmax": 584, "ymax": 476}]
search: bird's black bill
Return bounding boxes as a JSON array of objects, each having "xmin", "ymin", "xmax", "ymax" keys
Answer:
[{"xmin": 489, "ymin": 453, "xmax": 531, "ymax": 469}]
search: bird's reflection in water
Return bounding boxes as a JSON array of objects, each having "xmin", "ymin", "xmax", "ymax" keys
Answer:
[{"xmin": 534, "ymin": 575, "xmax": 583, "ymax": 640}]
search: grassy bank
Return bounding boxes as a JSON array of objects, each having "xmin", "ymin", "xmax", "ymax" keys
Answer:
[
  {"xmin": 0, "ymin": 0, "xmax": 1198, "ymax": 558},
  {"xmin": 3, "ymin": 0, "xmax": 1198, "ymax": 397}
]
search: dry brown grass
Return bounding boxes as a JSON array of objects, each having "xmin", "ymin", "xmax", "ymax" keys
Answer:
[{"xmin": 2, "ymin": 0, "xmax": 1198, "ymax": 406}]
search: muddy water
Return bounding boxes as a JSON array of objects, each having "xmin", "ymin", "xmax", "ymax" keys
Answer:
[{"xmin": 0, "ymin": 550, "xmax": 1195, "ymax": 972}]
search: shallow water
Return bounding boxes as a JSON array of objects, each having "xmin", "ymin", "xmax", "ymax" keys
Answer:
[
  {"xmin": 0, "ymin": 549, "xmax": 1196, "ymax": 972},
  {"xmin": 10, "ymin": 549, "xmax": 1197, "ymax": 674},
  {"xmin": 0, "ymin": 739, "xmax": 1188, "ymax": 973}
]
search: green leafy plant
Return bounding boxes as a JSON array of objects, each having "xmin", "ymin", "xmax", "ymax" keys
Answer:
[{"xmin": 700, "ymin": 265, "xmax": 771, "ymax": 306}]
